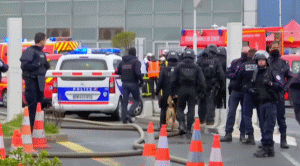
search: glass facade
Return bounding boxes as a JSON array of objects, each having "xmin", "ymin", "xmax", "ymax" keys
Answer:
[{"xmin": 0, "ymin": 0, "xmax": 243, "ymax": 54}]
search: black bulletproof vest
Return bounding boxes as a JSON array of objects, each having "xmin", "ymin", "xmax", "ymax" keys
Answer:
[
  {"xmin": 121, "ymin": 60, "xmax": 136, "ymax": 83},
  {"xmin": 179, "ymin": 64, "xmax": 197, "ymax": 86},
  {"xmin": 241, "ymin": 60, "xmax": 257, "ymax": 89},
  {"xmin": 198, "ymin": 57, "xmax": 218, "ymax": 79}
]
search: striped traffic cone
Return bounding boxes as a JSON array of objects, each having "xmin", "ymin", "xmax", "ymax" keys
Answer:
[
  {"xmin": 142, "ymin": 122, "xmax": 156, "ymax": 166},
  {"xmin": 186, "ymin": 119, "xmax": 205, "ymax": 166},
  {"xmin": 155, "ymin": 125, "xmax": 171, "ymax": 166},
  {"xmin": 32, "ymin": 103, "xmax": 50, "ymax": 149},
  {"xmin": 9, "ymin": 130, "xmax": 23, "ymax": 159},
  {"xmin": 208, "ymin": 134, "xmax": 223, "ymax": 166},
  {"xmin": 21, "ymin": 106, "xmax": 36, "ymax": 153},
  {"xmin": 0, "ymin": 124, "xmax": 6, "ymax": 159}
]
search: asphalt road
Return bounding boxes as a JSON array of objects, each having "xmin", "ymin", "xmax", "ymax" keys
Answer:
[{"xmin": 0, "ymin": 106, "xmax": 300, "ymax": 166}]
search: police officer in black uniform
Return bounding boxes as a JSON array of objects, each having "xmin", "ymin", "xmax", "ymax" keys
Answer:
[
  {"xmin": 171, "ymin": 49, "xmax": 206, "ymax": 135},
  {"xmin": 288, "ymin": 73, "xmax": 300, "ymax": 125},
  {"xmin": 220, "ymin": 48, "xmax": 250, "ymax": 142},
  {"xmin": 251, "ymin": 51, "xmax": 284, "ymax": 157},
  {"xmin": 156, "ymin": 51, "xmax": 180, "ymax": 127},
  {"xmin": 115, "ymin": 47, "xmax": 143, "ymax": 124},
  {"xmin": 197, "ymin": 45, "xmax": 225, "ymax": 125},
  {"xmin": 268, "ymin": 42, "xmax": 293, "ymax": 148},
  {"xmin": 20, "ymin": 32, "xmax": 50, "ymax": 132},
  {"xmin": 236, "ymin": 49, "xmax": 259, "ymax": 145},
  {"xmin": 215, "ymin": 47, "xmax": 227, "ymax": 109}
]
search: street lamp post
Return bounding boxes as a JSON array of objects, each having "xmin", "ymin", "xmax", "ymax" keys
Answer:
[{"xmin": 193, "ymin": 0, "xmax": 202, "ymax": 56}]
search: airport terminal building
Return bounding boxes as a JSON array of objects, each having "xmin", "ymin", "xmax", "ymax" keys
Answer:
[{"xmin": 0, "ymin": 0, "xmax": 298, "ymax": 54}]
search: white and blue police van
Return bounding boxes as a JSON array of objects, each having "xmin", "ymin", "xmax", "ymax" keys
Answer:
[
  {"xmin": 51, "ymin": 48, "xmax": 143, "ymax": 120},
  {"xmin": 51, "ymin": 48, "xmax": 124, "ymax": 119}
]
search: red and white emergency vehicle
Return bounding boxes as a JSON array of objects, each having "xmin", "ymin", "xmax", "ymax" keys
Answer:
[{"xmin": 0, "ymin": 37, "xmax": 78, "ymax": 107}]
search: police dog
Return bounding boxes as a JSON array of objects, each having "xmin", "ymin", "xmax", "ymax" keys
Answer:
[{"xmin": 166, "ymin": 95, "xmax": 177, "ymax": 131}]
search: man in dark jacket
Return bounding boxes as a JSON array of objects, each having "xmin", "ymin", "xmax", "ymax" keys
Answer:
[
  {"xmin": 171, "ymin": 49, "xmax": 206, "ymax": 136},
  {"xmin": 215, "ymin": 47, "xmax": 227, "ymax": 109},
  {"xmin": 268, "ymin": 42, "xmax": 294, "ymax": 148},
  {"xmin": 20, "ymin": 32, "xmax": 50, "ymax": 132},
  {"xmin": 252, "ymin": 51, "xmax": 284, "ymax": 157},
  {"xmin": 220, "ymin": 47, "xmax": 251, "ymax": 142},
  {"xmin": 288, "ymin": 73, "xmax": 300, "ymax": 125},
  {"xmin": 156, "ymin": 51, "xmax": 179, "ymax": 127},
  {"xmin": 115, "ymin": 47, "xmax": 143, "ymax": 124},
  {"xmin": 197, "ymin": 46, "xmax": 225, "ymax": 125}
]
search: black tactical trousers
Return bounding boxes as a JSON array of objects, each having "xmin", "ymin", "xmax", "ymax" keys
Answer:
[
  {"xmin": 24, "ymin": 77, "xmax": 44, "ymax": 133},
  {"xmin": 198, "ymin": 88, "xmax": 216, "ymax": 123},
  {"xmin": 177, "ymin": 86, "xmax": 197, "ymax": 131}
]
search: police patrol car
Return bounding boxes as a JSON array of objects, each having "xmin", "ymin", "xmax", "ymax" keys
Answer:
[{"xmin": 51, "ymin": 48, "xmax": 124, "ymax": 119}]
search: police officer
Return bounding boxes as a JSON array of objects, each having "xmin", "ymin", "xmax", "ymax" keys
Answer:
[
  {"xmin": 156, "ymin": 51, "xmax": 180, "ymax": 127},
  {"xmin": 251, "ymin": 51, "xmax": 284, "ymax": 157},
  {"xmin": 171, "ymin": 49, "xmax": 206, "ymax": 135},
  {"xmin": 288, "ymin": 73, "xmax": 300, "ymax": 125},
  {"xmin": 20, "ymin": 32, "xmax": 50, "ymax": 132},
  {"xmin": 215, "ymin": 47, "xmax": 227, "ymax": 109},
  {"xmin": 220, "ymin": 48, "xmax": 251, "ymax": 142},
  {"xmin": 197, "ymin": 45, "xmax": 225, "ymax": 125},
  {"xmin": 236, "ymin": 48, "xmax": 258, "ymax": 145},
  {"xmin": 115, "ymin": 47, "xmax": 143, "ymax": 124},
  {"xmin": 268, "ymin": 42, "xmax": 293, "ymax": 148}
]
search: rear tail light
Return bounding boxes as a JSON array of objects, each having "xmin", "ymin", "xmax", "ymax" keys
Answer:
[
  {"xmin": 109, "ymin": 77, "xmax": 115, "ymax": 93},
  {"xmin": 53, "ymin": 78, "xmax": 58, "ymax": 93}
]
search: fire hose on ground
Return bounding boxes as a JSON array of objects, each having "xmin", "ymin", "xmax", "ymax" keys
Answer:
[{"xmin": 0, "ymin": 112, "xmax": 187, "ymax": 165}]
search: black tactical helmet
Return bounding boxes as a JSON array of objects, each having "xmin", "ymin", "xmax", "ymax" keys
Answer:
[
  {"xmin": 183, "ymin": 49, "xmax": 195, "ymax": 60},
  {"xmin": 207, "ymin": 44, "xmax": 218, "ymax": 54},
  {"xmin": 254, "ymin": 50, "xmax": 269, "ymax": 61},
  {"xmin": 217, "ymin": 47, "xmax": 227, "ymax": 56},
  {"xmin": 167, "ymin": 51, "xmax": 179, "ymax": 62}
]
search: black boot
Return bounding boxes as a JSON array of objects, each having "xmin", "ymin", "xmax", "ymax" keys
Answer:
[
  {"xmin": 186, "ymin": 128, "xmax": 192, "ymax": 139},
  {"xmin": 267, "ymin": 146, "xmax": 275, "ymax": 157},
  {"xmin": 242, "ymin": 133, "xmax": 255, "ymax": 145},
  {"xmin": 253, "ymin": 146, "xmax": 268, "ymax": 157},
  {"xmin": 239, "ymin": 133, "xmax": 245, "ymax": 142},
  {"xmin": 178, "ymin": 121, "xmax": 187, "ymax": 135},
  {"xmin": 220, "ymin": 132, "xmax": 232, "ymax": 142},
  {"xmin": 280, "ymin": 134, "xmax": 289, "ymax": 149}
]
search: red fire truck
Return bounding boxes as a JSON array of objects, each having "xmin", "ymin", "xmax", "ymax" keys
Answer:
[{"xmin": 0, "ymin": 37, "xmax": 78, "ymax": 107}]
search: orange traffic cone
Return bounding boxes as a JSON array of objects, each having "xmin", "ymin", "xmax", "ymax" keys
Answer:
[
  {"xmin": 9, "ymin": 130, "xmax": 23, "ymax": 158},
  {"xmin": 155, "ymin": 125, "xmax": 171, "ymax": 166},
  {"xmin": 142, "ymin": 122, "xmax": 156, "ymax": 166},
  {"xmin": 209, "ymin": 134, "xmax": 223, "ymax": 166},
  {"xmin": 0, "ymin": 123, "xmax": 6, "ymax": 159},
  {"xmin": 186, "ymin": 119, "xmax": 205, "ymax": 166},
  {"xmin": 32, "ymin": 103, "xmax": 50, "ymax": 149},
  {"xmin": 21, "ymin": 106, "xmax": 36, "ymax": 153}
]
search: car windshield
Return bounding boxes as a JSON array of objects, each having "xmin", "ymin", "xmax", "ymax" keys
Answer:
[
  {"xmin": 292, "ymin": 61, "xmax": 300, "ymax": 74},
  {"xmin": 60, "ymin": 59, "xmax": 108, "ymax": 70}
]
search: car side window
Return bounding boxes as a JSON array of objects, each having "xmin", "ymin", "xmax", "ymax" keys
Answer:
[{"xmin": 113, "ymin": 59, "xmax": 121, "ymax": 70}]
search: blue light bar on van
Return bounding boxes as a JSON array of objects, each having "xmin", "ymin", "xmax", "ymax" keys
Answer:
[
  {"xmin": 91, "ymin": 48, "xmax": 121, "ymax": 54},
  {"xmin": 68, "ymin": 48, "xmax": 88, "ymax": 54}
]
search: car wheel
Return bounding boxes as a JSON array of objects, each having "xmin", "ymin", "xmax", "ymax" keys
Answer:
[
  {"xmin": 133, "ymin": 100, "xmax": 143, "ymax": 116},
  {"xmin": 77, "ymin": 112, "xmax": 90, "ymax": 119},
  {"xmin": 111, "ymin": 98, "xmax": 122, "ymax": 121},
  {"xmin": 2, "ymin": 90, "xmax": 7, "ymax": 108}
]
